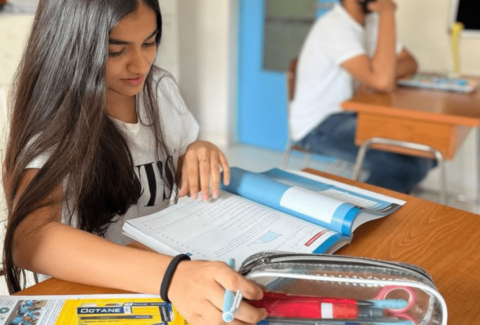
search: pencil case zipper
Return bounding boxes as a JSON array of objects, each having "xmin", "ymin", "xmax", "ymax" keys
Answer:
[{"xmin": 239, "ymin": 252, "xmax": 434, "ymax": 285}]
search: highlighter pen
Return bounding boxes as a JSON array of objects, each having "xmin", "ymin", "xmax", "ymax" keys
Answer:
[
  {"xmin": 368, "ymin": 299, "xmax": 408, "ymax": 309},
  {"xmin": 222, "ymin": 258, "xmax": 243, "ymax": 323}
]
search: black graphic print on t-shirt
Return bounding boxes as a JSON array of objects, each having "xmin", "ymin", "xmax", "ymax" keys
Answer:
[{"xmin": 136, "ymin": 155, "xmax": 176, "ymax": 207}]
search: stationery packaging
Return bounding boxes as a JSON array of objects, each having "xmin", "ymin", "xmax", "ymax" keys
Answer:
[{"xmin": 240, "ymin": 252, "xmax": 447, "ymax": 325}]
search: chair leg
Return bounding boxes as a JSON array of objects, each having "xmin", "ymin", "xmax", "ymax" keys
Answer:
[
  {"xmin": 280, "ymin": 140, "xmax": 293, "ymax": 169},
  {"xmin": 433, "ymin": 151, "xmax": 447, "ymax": 205},
  {"xmin": 335, "ymin": 161, "xmax": 350, "ymax": 177},
  {"xmin": 301, "ymin": 153, "xmax": 311, "ymax": 169},
  {"xmin": 326, "ymin": 160, "xmax": 341, "ymax": 174},
  {"xmin": 352, "ymin": 139, "xmax": 372, "ymax": 181},
  {"xmin": 352, "ymin": 137, "xmax": 447, "ymax": 203}
]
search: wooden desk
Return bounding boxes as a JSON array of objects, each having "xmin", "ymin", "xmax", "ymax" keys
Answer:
[
  {"xmin": 17, "ymin": 171, "xmax": 480, "ymax": 324},
  {"xmin": 341, "ymin": 87, "xmax": 480, "ymax": 159}
]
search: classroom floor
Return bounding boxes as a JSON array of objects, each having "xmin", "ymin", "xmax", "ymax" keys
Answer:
[
  {"xmin": 223, "ymin": 143, "xmax": 475, "ymax": 211},
  {"xmin": 0, "ymin": 142, "xmax": 475, "ymax": 295}
]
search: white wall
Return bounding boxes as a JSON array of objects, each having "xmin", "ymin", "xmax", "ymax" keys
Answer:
[
  {"xmin": 156, "ymin": 0, "xmax": 180, "ymax": 80},
  {"xmin": 396, "ymin": 0, "xmax": 480, "ymax": 197},
  {"xmin": 0, "ymin": 14, "xmax": 35, "ymax": 154},
  {"xmin": 397, "ymin": 0, "xmax": 480, "ymax": 75},
  {"xmin": 176, "ymin": 0, "xmax": 237, "ymax": 147}
]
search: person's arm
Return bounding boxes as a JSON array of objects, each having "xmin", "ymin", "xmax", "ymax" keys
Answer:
[
  {"xmin": 396, "ymin": 48, "xmax": 418, "ymax": 78},
  {"xmin": 341, "ymin": 0, "xmax": 397, "ymax": 92},
  {"xmin": 11, "ymin": 169, "xmax": 265, "ymax": 325}
]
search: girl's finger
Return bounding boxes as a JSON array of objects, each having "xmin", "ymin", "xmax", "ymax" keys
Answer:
[
  {"xmin": 178, "ymin": 163, "xmax": 190, "ymax": 197},
  {"xmin": 219, "ymin": 153, "xmax": 230, "ymax": 186},
  {"xmin": 186, "ymin": 155, "xmax": 200, "ymax": 199},
  {"xmin": 233, "ymin": 301, "xmax": 268, "ymax": 325},
  {"xmin": 210, "ymin": 153, "xmax": 221, "ymax": 199},
  {"xmin": 199, "ymin": 154, "xmax": 212, "ymax": 201}
]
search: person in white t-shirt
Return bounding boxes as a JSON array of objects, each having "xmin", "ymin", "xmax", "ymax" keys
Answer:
[
  {"xmin": 291, "ymin": 0, "xmax": 435, "ymax": 193},
  {"xmin": 2, "ymin": 1, "xmax": 267, "ymax": 324}
]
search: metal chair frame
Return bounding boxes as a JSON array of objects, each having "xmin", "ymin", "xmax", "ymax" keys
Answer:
[{"xmin": 351, "ymin": 137, "xmax": 446, "ymax": 204}]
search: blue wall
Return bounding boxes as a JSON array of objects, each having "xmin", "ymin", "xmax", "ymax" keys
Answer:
[
  {"xmin": 236, "ymin": 0, "xmax": 339, "ymax": 151},
  {"xmin": 237, "ymin": 0, "xmax": 287, "ymax": 151}
]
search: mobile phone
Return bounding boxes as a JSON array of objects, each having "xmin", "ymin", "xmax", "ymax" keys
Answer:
[{"xmin": 359, "ymin": 0, "xmax": 376, "ymax": 14}]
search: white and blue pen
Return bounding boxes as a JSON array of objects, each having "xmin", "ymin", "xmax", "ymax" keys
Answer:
[{"xmin": 222, "ymin": 258, "xmax": 243, "ymax": 323}]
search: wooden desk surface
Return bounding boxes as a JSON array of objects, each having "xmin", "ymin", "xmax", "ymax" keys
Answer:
[
  {"xmin": 17, "ymin": 170, "xmax": 480, "ymax": 324},
  {"xmin": 342, "ymin": 86, "xmax": 480, "ymax": 126},
  {"xmin": 342, "ymin": 87, "xmax": 480, "ymax": 159}
]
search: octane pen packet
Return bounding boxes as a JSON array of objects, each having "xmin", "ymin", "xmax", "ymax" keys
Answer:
[
  {"xmin": 0, "ymin": 294, "xmax": 186, "ymax": 325},
  {"xmin": 76, "ymin": 300, "xmax": 173, "ymax": 324}
]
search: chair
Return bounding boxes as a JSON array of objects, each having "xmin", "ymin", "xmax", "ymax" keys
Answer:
[
  {"xmin": 280, "ymin": 58, "xmax": 352, "ymax": 176},
  {"xmin": 280, "ymin": 58, "xmax": 306, "ymax": 168},
  {"xmin": 280, "ymin": 60, "xmax": 445, "ymax": 202},
  {"xmin": 351, "ymin": 137, "xmax": 446, "ymax": 204}
]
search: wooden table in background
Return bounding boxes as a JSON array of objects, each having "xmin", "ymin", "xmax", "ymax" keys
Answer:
[
  {"xmin": 17, "ymin": 170, "xmax": 480, "ymax": 324},
  {"xmin": 341, "ymin": 86, "xmax": 480, "ymax": 159}
]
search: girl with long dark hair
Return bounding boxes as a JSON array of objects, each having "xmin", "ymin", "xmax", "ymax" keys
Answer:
[{"xmin": 2, "ymin": 0, "xmax": 266, "ymax": 324}]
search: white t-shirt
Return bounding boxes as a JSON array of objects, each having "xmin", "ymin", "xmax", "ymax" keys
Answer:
[
  {"xmin": 290, "ymin": 4, "xmax": 403, "ymax": 141},
  {"xmin": 27, "ymin": 68, "xmax": 199, "ymax": 245}
]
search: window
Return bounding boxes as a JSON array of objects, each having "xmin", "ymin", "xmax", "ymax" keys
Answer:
[{"xmin": 450, "ymin": 0, "xmax": 480, "ymax": 37}]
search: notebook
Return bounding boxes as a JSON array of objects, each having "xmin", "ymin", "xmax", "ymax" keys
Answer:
[{"xmin": 397, "ymin": 73, "xmax": 478, "ymax": 93}]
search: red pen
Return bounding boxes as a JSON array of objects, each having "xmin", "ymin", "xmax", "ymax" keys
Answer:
[
  {"xmin": 248, "ymin": 300, "xmax": 358, "ymax": 319},
  {"xmin": 247, "ymin": 292, "xmax": 383, "ymax": 320}
]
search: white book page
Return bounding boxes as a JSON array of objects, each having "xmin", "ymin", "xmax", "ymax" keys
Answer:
[
  {"xmin": 320, "ymin": 188, "xmax": 383, "ymax": 209},
  {"xmin": 280, "ymin": 187, "xmax": 346, "ymax": 224},
  {"xmin": 287, "ymin": 170, "xmax": 406, "ymax": 206},
  {"xmin": 125, "ymin": 191, "xmax": 340, "ymax": 266}
]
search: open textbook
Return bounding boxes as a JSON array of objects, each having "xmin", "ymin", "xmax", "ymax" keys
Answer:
[
  {"xmin": 0, "ymin": 294, "xmax": 185, "ymax": 325},
  {"xmin": 123, "ymin": 168, "xmax": 406, "ymax": 268},
  {"xmin": 397, "ymin": 73, "xmax": 478, "ymax": 93}
]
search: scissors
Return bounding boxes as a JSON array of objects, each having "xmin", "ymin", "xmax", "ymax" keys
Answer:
[{"xmin": 374, "ymin": 286, "xmax": 417, "ymax": 324}]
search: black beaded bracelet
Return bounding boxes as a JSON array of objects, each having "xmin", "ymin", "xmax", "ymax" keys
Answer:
[{"xmin": 160, "ymin": 254, "xmax": 191, "ymax": 303}]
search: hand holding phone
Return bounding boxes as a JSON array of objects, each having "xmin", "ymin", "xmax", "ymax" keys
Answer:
[
  {"xmin": 359, "ymin": 0, "xmax": 396, "ymax": 14},
  {"xmin": 359, "ymin": 0, "xmax": 376, "ymax": 14}
]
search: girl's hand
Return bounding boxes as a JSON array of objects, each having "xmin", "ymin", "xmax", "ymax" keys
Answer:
[
  {"xmin": 178, "ymin": 141, "xmax": 230, "ymax": 201},
  {"xmin": 168, "ymin": 260, "xmax": 267, "ymax": 325}
]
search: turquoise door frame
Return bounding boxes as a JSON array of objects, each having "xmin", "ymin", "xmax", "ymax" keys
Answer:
[{"xmin": 237, "ymin": 0, "xmax": 338, "ymax": 151}]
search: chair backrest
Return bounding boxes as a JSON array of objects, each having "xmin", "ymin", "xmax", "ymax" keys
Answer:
[{"xmin": 287, "ymin": 57, "xmax": 298, "ymax": 102}]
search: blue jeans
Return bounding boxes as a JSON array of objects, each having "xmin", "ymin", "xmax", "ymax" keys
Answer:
[{"xmin": 296, "ymin": 112, "xmax": 436, "ymax": 194}]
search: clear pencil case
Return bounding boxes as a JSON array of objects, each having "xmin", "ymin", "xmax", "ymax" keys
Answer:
[{"xmin": 239, "ymin": 252, "xmax": 447, "ymax": 325}]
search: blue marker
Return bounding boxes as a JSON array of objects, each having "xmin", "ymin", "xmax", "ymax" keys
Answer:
[
  {"xmin": 222, "ymin": 258, "xmax": 243, "ymax": 322},
  {"xmin": 368, "ymin": 299, "xmax": 408, "ymax": 309}
]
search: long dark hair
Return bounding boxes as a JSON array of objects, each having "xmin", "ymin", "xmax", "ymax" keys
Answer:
[{"xmin": 3, "ymin": 0, "xmax": 169, "ymax": 293}]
